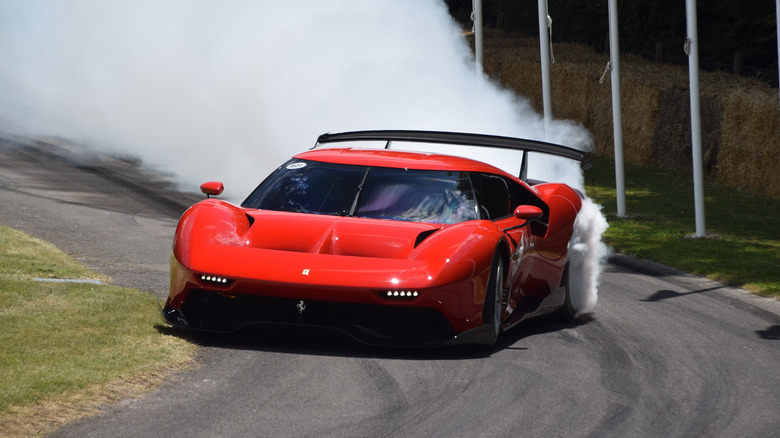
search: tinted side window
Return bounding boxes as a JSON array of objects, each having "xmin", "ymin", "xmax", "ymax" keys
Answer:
[
  {"xmin": 505, "ymin": 178, "xmax": 548, "ymax": 219},
  {"xmin": 471, "ymin": 173, "xmax": 511, "ymax": 219},
  {"xmin": 472, "ymin": 173, "xmax": 549, "ymax": 222}
]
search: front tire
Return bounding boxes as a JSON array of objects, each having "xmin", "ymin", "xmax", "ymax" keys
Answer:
[{"xmin": 483, "ymin": 249, "xmax": 504, "ymax": 345}]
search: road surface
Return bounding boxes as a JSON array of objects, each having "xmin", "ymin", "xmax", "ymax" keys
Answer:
[{"xmin": 1, "ymin": 132, "xmax": 778, "ymax": 437}]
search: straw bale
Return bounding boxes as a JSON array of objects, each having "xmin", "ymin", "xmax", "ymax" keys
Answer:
[{"xmin": 719, "ymin": 86, "xmax": 780, "ymax": 197}]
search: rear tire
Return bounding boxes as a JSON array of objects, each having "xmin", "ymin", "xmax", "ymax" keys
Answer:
[{"xmin": 558, "ymin": 262, "xmax": 576, "ymax": 323}]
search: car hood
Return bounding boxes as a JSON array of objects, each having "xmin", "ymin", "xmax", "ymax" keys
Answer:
[{"xmin": 243, "ymin": 210, "xmax": 442, "ymax": 259}]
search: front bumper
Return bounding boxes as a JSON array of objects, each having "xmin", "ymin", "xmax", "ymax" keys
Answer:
[{"xmin": 162, "ymin": 289, "xmax": 460, "ymax": 347}]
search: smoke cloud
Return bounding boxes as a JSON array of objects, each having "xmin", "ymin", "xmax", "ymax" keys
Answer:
[{"xmin": 0, "ymin": 0, "xmax": 607, "ymax": 315}]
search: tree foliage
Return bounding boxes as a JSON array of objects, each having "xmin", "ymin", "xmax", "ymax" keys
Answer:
[{"xmin": 444, "ymin": 0, "xmax": 778, "ymax": 76}]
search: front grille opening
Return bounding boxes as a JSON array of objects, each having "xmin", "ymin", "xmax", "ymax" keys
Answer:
[{"xmin": 179, "ymin": 290, "xmax": 455, "ymax": 346}]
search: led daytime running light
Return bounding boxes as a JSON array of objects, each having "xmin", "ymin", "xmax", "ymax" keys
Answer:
[
  {"xmin": 384, "ymin": 290, "xmax": 419, "ymax": 299},
  {"xmin": 200, "ymin": 274, "xmax": 230, "ymax": 285}
]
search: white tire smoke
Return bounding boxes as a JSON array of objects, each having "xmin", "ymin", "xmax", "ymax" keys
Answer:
[{"xmin": 568, "ymin": 197, "xmax": 610, "ymax": 314}]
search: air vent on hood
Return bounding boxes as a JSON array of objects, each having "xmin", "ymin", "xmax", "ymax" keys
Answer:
[{"xmin": 414, "ymin": 228, "xmax": 440, "ymax": 248}]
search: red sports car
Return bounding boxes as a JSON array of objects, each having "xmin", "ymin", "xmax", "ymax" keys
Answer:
[{"xmin": 162, "ymin": 130, "xmax": 590, "ymax": 347}]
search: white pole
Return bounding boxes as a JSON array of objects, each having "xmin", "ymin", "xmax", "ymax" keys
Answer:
[
  {"xmin": 472, "ymin": 0, "xmax": 483, "ymax": 74},
  {"xmin": 686, "ymin": 0, "xmax": 706, "ymax": 237},
  {"xmin": 776, "ymin": 0, "xmax": 780, "ymax": 110},
  {"xmin": 608, "ymin": 0, "xmax": 626, "ymax": 218},
  {"xmin": 537, "ymin": 0, "xmax": 553, "ymax": 136}
]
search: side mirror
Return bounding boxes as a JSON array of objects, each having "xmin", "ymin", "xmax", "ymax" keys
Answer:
[
  {"xmin": 200, "ymin": 181, "xmax": 224, "ymax": 198},
  {"xmin": 514, "ymin": 205, "xmax": 543, "ymax": 220},
  {"xmin": 504, "ymin": 205, "xmax": 545, "ymax": 233}
]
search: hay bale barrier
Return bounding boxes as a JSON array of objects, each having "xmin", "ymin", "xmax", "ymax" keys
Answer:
[
  {"xmin": 720, "ymin": 87, "xmax": 780, "ymax": 197},
  {"xmin": 480, "ymin": 31, "xmax": 780, "ymax": 198}
]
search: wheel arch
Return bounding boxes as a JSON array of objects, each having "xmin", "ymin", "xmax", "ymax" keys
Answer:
[{"xmin": 496, "ymin": 238, "xmax": 511, "ymax": 290}]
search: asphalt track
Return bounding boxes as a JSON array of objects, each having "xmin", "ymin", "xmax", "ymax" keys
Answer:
[{"xmin": 1, "ymin": 133, "xmax": 779, "ymax": 438}]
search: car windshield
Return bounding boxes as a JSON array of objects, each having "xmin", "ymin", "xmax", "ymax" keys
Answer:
[{"xmin": 242, "ymin": 159, "xmax": 479, "ymax": 224}]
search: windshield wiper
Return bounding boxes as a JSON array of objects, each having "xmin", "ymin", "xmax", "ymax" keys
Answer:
[{"xmin": 348, "ymin": 168, "xmax": 371, "ymax": 216}]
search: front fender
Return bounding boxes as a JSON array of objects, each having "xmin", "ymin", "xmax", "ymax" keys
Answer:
[
  {"xmin": 173, "ymin": 199, "xmax": 251, "ymax": 268},
  {"xmin": 410, "ymin": 220, "xmax": 506, "ymax": 294}
]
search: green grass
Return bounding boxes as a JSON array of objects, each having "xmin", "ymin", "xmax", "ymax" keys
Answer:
[
  {"xmin": 584, "ymin": 155, "xmax": 780, "ymax": 297},
  {"xmin": 0, "ymin": 226, "xmax": 196, "ymax": 435}
]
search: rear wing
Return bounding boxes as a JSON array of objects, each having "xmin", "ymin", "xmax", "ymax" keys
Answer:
[{"xmin": 314, "ymin": 130, "xmax": 591, "ymax": 181}]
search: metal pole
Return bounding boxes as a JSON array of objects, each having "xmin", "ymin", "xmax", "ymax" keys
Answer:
[
  {"xmin": 686, "ymin": 0, "xmax": 706, "ymax": 237},
  {"xmin": 608, "ymin": 0, "xmax": 626, "ymax": 217},
  {"xmin": 776, "ymin": 0, "xmax": 780, "ymax": 110},
  {"xmin": 537, "ymin": 0, "xmax": 553, "ymax": 136},
  {"xmin": 473, "ymin": 0, "xmax": 483, "ymax": 74}
]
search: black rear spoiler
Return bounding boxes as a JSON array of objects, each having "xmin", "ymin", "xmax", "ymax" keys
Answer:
[{"xmin": 315, "ymin": 130, "xmax": 591, "ymax": 181}]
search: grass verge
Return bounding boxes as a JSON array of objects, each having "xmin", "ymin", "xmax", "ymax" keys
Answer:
[
  {"xmin": 584, "ymin": 154, "xmax": 780, "ymax": 297},
  {"xmin": 0, "ymin": 226, "xmax": 197, "ymax": 437}
]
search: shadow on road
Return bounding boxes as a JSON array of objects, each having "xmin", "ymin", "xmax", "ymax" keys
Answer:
[
  {"xmin": 155, "ymin": 312, "xmax": 596, "ymax": 360},
  {"xmin": 756, "ymin": 325, "xmax": 780, "ymax": 340},
  {"xmin": 640, "ymin": 285, "xmax": 728, "ymax": 302}
]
